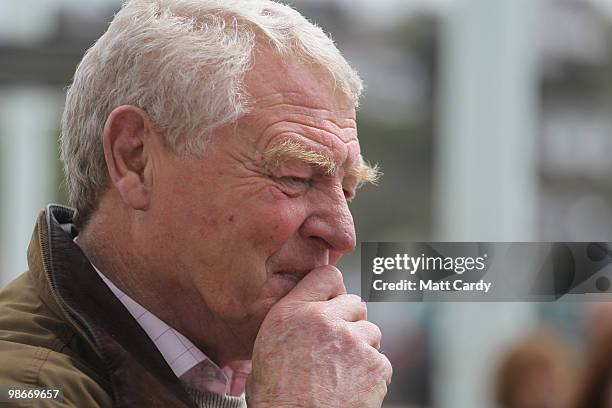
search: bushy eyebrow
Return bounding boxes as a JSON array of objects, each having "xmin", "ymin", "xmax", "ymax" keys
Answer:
[{"xmin": 262, "ymin": 139, "xmax": 381, "ymax": 186}]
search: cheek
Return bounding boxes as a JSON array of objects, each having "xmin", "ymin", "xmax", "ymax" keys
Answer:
[
  {"xmin": 238, "ymin": 196, "xmax": 307, "ymax": 254},
  {"xmin": 165, "ymin": 179, "xmax": 230, "ymax": 238}
]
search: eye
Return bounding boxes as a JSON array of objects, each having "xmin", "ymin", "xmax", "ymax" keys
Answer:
[
  {"xmin": 276, "ymin": 176, "xmax": 312, "ymax": 196},
  {"xmin": 282, "ymin": 176, "xmax": 311, "ymax": 187}
]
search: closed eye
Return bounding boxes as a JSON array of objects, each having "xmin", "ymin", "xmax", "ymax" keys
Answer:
[
  {"xmin": 273, "ymin": 176, "xmax": 312, "ymax": 197},
  {"xmin": 281, "ymin": 176, "xmax": 311, "ymax": 188}
]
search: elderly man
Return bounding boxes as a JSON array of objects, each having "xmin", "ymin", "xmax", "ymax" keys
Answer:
[{"xmin": 0, "ymin": 0, "xmax": 391, "ymax": 407}]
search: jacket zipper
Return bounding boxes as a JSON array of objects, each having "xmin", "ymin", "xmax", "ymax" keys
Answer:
[{"xmin": 38, "ymin": 215, "xmax": 109, "ymax": 365}]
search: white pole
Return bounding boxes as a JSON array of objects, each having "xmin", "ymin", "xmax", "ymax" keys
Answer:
[
  {"xmin": 432, "ymin": 0, "xmax": 539, "ymax": 407},
  {"xmin": 0, "ymin": 86, "xmax": 63, "ymax": 285}
]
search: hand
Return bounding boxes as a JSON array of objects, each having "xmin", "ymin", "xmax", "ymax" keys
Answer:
[{"xmin": 246, "ymin": 265, "xmax": 392, "ymax": 408}]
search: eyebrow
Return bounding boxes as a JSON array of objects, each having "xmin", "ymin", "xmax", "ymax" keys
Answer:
[{"xmin": 262, "ymin": 139, "xmax": 381, "ymax": 186}]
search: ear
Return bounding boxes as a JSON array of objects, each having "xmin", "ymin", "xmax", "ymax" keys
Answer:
[{"xmin": 102, "ymin": 105, "xmax": 154, "ymax": 211}]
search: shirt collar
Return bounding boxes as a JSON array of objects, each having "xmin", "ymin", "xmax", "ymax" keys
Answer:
[{"xmin": 74, "ymin": 237, "xmax": 251, "ymax": 396}]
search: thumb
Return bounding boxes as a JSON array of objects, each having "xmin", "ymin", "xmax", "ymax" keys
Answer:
[{"xmin": 280, "ymin": 265, "xmax": 347, "ymax": 304}]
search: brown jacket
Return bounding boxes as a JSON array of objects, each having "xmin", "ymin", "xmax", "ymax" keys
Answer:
[{"xmin": 0, "ymin": 205, "xmax": 198, "ymax": 407}]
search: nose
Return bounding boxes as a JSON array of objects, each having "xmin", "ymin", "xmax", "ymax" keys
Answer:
[{"xmin": 299, "ymin": 187, "xmax": 357, "ymax": 260}]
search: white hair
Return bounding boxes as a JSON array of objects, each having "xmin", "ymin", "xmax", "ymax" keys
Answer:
[{"xmin": 60, "ymin": 0, "xmax": 363, "ymax": 226}]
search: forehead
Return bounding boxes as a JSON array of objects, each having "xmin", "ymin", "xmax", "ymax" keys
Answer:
[
  {"xmin": 241, "ymin": 51, "xmax": 360, "ymax": 165},
  {"xmin": 245, "ymin": 51, "xmax": 355, "ymax": 114}
]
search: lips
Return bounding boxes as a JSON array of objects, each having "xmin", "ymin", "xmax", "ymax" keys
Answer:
[{"xmin": 273, "ymin": 269, "xmax": 312, "ymax": 282}]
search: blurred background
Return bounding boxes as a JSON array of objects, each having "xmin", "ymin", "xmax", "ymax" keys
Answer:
[{"xmin": 2, "ymin": 0, "xmax": 612, "ymax": 407}]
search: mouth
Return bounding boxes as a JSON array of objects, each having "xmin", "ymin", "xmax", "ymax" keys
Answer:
[{"xmin": 273, "ymin": 270, "xmax": 311, "ymax": 283}]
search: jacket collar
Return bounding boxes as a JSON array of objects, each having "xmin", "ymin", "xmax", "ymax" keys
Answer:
[{"xmin": 35, "ymin": 204, "xmax": 195, "ymax": 407}]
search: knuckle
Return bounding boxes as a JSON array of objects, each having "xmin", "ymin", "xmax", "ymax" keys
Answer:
[
  {"xmin": 351, "ymin": 350, "xmax": 391, "ymax": 399},
  {"xmin": 376, "ymin": 353, "xmax": 393, "ymax": 385},
  {"xmin": 339, "ymin": 325, "xmax": 359, "ymax": 348},
  {"xmin": 309, "ymin": 304, "xmax": 336, "ymax": 331},
  {"xmin": 370, "ymin": 322, "xmax": 382, "ymax": 340},
  {"xmin": 358, "ymin": 301, "xmax": 368, "ymax": 318},
  {"xmin": 366, "ymin": 348, "xmax": 390, "ymax": 375},
  {"xmin": 308, "ymin": 303, "xmax": 326, "ymax": 321},
  {"xmin": 341, "ymin": 294, "xmax": 366, "ymax": 317},
  {"xmin": 364, "ymin": 323, "xmax": 382, "ymax": 349},
  {"xmin": 383, "ymin": 355, "xmax": 393, "ymax": 384},
  {"xmin": 359, "ymin": 320, "xmax": 380, "ymax": 338}
]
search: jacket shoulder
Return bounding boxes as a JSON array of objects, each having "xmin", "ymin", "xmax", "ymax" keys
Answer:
[{"xmin": 0, "ymin": 272, "xmax": 113, "ymax": 407}]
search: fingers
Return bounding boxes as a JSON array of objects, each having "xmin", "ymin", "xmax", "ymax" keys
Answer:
[
  {"xmin": 368, "ymin": 348, "xmax": 394, "ymax": 389},
  {"xmin": 326, "ymin": 294, "xmax": 367, "ymax": 322},
  {"xmin": 346, "ymin": 318, "xmax": 391, "ymax": 386},
  {"xmin": 381, "ymin": 353, "xmax": 393, "ymax": 386},
  {"xmin": 348, "ymin": 320, "xmax": 382, "ymax": 349},
  {"xmin": 283, "ymin": 265, "xmax": 347, "ymax": 303},
  {"xmin": 278, "ymin": 265, "xmax": 392, "ymax": 389}
]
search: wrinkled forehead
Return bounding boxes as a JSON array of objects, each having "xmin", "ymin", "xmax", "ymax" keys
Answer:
[
  {"xmin": 233, "ymin": 54, "xmax": 381, "ymax": 186},
  {"xmin": 245, "ymin": 50, "xmax": 357, "ymax": 118}
]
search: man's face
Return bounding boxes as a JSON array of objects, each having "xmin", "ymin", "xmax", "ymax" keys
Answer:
[{"xmin": 149, "ymin": 53, "xmax": 371, "ymax": 352}]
